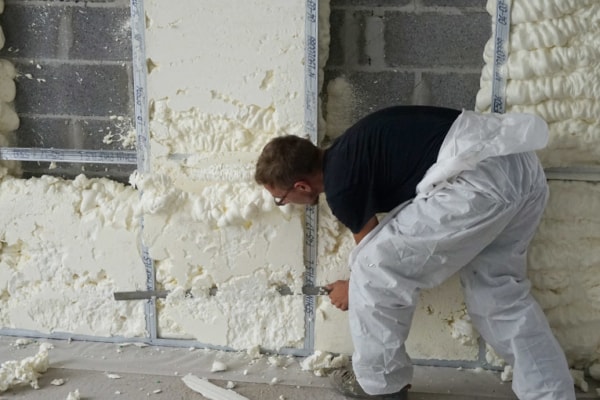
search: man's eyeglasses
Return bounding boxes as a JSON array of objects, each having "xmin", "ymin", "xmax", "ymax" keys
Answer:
[{"xmin": 273, "ymin": 186, "xmax": 294, "ymax": 206}]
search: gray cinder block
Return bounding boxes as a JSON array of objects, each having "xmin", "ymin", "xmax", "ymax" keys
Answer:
[
  {"xmin": 325, "ymin": 69, "xmax": 415, "ymax": 120},
  {"xmin": 17, "ymin": 115, "xmax": 133, "ymax": 151},
  {"xmin": 422, "ymin": 72, "xmax": 482, "ymax": 110},
  {"xmin": 0, "ymin": 5, "xmax": 63, "ymax": 58},
  {"xmin": 13, "ymin": 61, "xmax": 132, "ymax": 117},
  {"xmin": 70, "ymin": 6, "xmax": 132, "ymax": 61},
  {"xmin": 384, "ymin": 11, "xmax": 490, "ymax": 68}
]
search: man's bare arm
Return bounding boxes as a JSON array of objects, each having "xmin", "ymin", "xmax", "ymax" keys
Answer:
[
  {"xmin": 327, "ymin": 216, "xmax": 379, "ymax": 311},
  {"xmin": 353, "ymin": 215, "xmax": 378, "ymax": 244}
]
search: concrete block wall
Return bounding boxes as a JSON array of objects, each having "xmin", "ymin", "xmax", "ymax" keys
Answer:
[
  {"xmin": 324, "ymin": 0, "xmax": 490, "ymax": 123},
  {"xmin": 0, "ymin": 0, "xmax": 134, "ymax": 182}
]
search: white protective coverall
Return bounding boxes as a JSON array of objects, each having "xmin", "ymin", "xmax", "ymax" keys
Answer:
[{"xmin": 347, "ymin": 110, "xmax": 575, "ymax": 400}]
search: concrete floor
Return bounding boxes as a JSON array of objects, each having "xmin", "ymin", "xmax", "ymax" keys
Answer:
[
  {"xmin": 0, "ymin": 337, "xmax": 597, "ymax": 400},
  {"xmin": 0, "ymin": 367, "xmax": 512, "ymax": 399}
]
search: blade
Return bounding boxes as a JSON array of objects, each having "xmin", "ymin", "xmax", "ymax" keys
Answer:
[
  {"xmin": 113, "ymin": 290, "xmax": 170, "ymax": 300},
  {"xmin": 301, "ymin": 285, "xmax": 330, "ymax": 296},
  {"xmin": 114, "ymin": 289, "xmax": 199, "ymax": 300},
  {"xmin": 275, "ymin": 285, "xmax": 330, "ymax": 296}
]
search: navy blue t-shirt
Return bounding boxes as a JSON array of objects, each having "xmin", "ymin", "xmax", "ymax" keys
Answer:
[{"xmin": 322, "ymin": 105, "xmax": 461, "ymax": 233}]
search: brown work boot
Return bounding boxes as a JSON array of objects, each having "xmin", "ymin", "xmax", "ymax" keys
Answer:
[{"xmin": 330, "ymin": 368, "xmax": 410, "ymax": 399}]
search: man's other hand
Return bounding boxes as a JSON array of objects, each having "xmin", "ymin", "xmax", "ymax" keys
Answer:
[{"xmin": 326, "ymin": 279, "xmax": 349, "ymax": 311}]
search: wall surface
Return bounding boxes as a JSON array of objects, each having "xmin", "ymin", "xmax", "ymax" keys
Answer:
[
  {"xmin": 1, "ymin": 0, "xmax": 599, "ymax": 378},
  {"xmin": 0, "ymin": 0, "xmax": 491, "ymax": 175},
  {"xmin": 0, "ymin": 0, "xmax": 508, "ymax": 361}
]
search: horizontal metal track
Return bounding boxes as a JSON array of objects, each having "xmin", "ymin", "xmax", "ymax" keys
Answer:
[
  {"xmin": 0, "ymin": 328, "xmax": 310, "ymax": 357},
  {"xmin": 0, "ymin": 147, "xmax": 137, "ymax": 164},
  {"xmin": 545, "ymin": 166, "xmax": 600, "ymax": 182}
]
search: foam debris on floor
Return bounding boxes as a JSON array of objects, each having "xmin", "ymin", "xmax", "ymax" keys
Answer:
[{"xmin": 5, "ymin": 336, "xmax": 596, "ymax": 399}]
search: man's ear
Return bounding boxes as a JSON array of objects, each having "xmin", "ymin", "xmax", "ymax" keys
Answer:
[{"xmin": 294, "ymin": 180, "xmax": 311, "ymax": 192}]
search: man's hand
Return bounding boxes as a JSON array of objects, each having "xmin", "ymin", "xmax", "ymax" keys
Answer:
[{"xmin": 326, "ymin": 279, "xmax": 349, "ymax": 311}]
